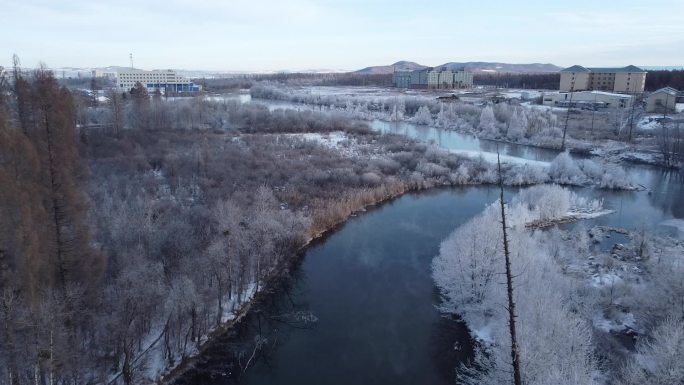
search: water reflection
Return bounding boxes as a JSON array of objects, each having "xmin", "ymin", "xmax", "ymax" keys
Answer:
[{"xmin": 177, "ymin": 188, "xmax": 504, "ymax": 385}]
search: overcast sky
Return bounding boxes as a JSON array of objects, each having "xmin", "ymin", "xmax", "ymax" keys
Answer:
[{"xmin": 2, "ymin": 0, "xmax": 683, "ymax": 71}]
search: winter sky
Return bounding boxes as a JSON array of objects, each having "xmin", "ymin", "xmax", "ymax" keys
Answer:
[{"xmin": 1, "ymin": 0, "xmax": 683, "ymax": 71}]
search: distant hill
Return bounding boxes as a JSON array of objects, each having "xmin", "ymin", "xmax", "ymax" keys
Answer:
[
  {"xmin": 438, "ymin": 62, "xmax": 562, "ymax": 73},
  {"xmin": 354, "ymin": 61, "xmax": 427, "ymax": 75},
  {"xmin": 354, "ymin": 61, "xmax": 562, "ymax": 74}
]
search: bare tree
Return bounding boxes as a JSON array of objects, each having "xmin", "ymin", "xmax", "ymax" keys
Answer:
[
  {"xmin": 656, "ymin": 122, "xmax": 682, "ymax": 168},
  {"xmin": 107, "ymin": 89, "xmax": 125, "ymax": 136},
  {"xmin": 496, "ymin": 149, "xmax": 522, "ymax": 385}
]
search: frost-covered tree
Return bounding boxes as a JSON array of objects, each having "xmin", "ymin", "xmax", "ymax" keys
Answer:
[
  {"xmin": 478, "ymin": 105, "xmax": 498, "ymax": 137},
  {"xmin": 434, "ymin": 185, "xmax": 599, "ymax": 385},
  {"xmin": 411, "ymin": 105, "xmax": 433, "ymax": 125},
  {"xmin": 514, "ymin": 184, "xmax": 571, "ymax": 221},
  {"xmin": 507, "ymin": 107, "xmax": 528, "ymax": 141},
  {"xmin": 621, "ymin": 317, "xmax": 684, "ymax": 385},
  {"xmin": 389, "ymin": 98, "xmax": 405, "ymax": 121},
  {"xmin": 432, "ymin": 204, "xmax": 504, "ymax": 320},
  {"xmin": 548, "ymin": 150, "xmax": 586, "ymax": 185}
]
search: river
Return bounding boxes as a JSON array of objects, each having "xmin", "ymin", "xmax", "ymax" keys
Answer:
[{"xmin": 174, "ymin": 91, "xmax": 683, "ymax": 384}]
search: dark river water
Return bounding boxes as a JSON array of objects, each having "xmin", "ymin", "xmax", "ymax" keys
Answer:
[{"xmin": 175, "ymin": 92, "xmax": 684, "ymax": 384}]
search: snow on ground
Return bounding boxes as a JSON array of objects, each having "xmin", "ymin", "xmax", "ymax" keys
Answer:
[
  {"xmin": 284, "ymin": 131, "xmax": 384, "ymax": 160},
  {"xmin": 473, "ymin": 325, "xmax": 494, "ymax": 345},
  {"xmin": 521, "ymin": 102, "xmax": 568, "ymax": 113},
  {"xmin": 137, "ymin": 283, "xmax": 260, "ymax": 383},
  {"xmin": 593, "ymin": 317, "xmax": 615, "ymax": 333},
  {"xmin": 590, "ymin": 272, "xmax": 623, "ymax": 288},
  {"xmin": 567, "ymin": 209, "xmax": 615, "ymax": 219},
  {"xmin": 618, "ymin": 151, "xmax": 658, "ymax": 164},
  {"xmin": 501, "ymin": 90, "xmax": 542, "ymax": 100},
  {"xmin": 286, "ymin": 131, "xmax": 362, "ymax": 158},
  {"xmin": 297, "ymin": 131, "xmax": 349, "ymax": 147},
  {"xmin": 448, "ymin": 149, "xmax": 550, "ymax": 168},
  {"xmin": 502, "ymin": 91, "xmax": 522, "ymax": 99},
  {"xmin": 588, "ymin": 140, "xmax": 661, "ymax": 167},
  {"xmin": 638, "ymin": 116, "xmax": 662, "ymax": 130},
  {"xmin": 593, "ymin": 312, "xmax": 637, "ymax": 333},
  {"xmin": 660, "ymin": 219, "xmax": 684, "ymax": 237}
]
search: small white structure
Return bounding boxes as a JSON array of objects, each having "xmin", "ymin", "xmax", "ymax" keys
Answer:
[
  {"xmin": 645, "ymin": 87, "xmax": 682, "ymax": 113},
  {"xmin": 542, "ymin": 90, "xmax": 634, "ymax": 109}
]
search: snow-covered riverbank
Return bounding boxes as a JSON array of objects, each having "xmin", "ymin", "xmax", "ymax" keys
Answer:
[{"xmin": 432, "ymin": 184, "xmax": 684, "ymax": 384}]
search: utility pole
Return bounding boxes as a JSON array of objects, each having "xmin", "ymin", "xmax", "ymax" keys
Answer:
[
  {"xmin": 663, "ymin": 92, "xmax": 670, "ymax": 119},
  {"xmin": 497, "ymin": 148, "xmax": 523, "ymax": 385},
  {"xmin": 562, "ymin": 87, "xmax": 573, "ymax": 150},
  {"xmin": 627, "ymin": 81, "xmax": 638, "ymax": 141},
  {"xmin": 590, "ymin": 91, "xmax": 597, "ymax": 137}
]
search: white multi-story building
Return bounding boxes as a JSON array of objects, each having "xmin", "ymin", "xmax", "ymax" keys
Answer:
[
  {"xmin": 116, "ymin": 69, "xmax": 201, "ymax": 93},
  {"xmin": 427, "ymin": 69, "xmax": 441, "ymax": 89},
  {"xmin": 438, "ymin": 70, "xmax": 454, "ymax": 88},
  {"xmin": 453, "ymin": 70, "xmax": 473, "ymax": 88},
  {"xmin": 92, "ymin": 69, "xmax": 117, "ymax": 79}
]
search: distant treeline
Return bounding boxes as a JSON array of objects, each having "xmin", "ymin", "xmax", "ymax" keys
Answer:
[
  {"xmin": 473, "ymin": 73, "xmax": 561, "ymax": 90},
  {"xmin": 197, "ymin": 73, "xmax": 393, "ymax": 91},
  {"xmin": 645, "ymin": 70, "xmax": 684, "ymax": 91}
]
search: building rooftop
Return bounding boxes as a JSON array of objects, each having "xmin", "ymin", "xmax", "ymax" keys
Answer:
[
  {"xmin": 651, "ymin": 87, "xmax": 680, "ymax": 96},
  {"xmin": 560, "ymin": 65, "xmax": 590, "ymax": 73},
  {"xmin": 544, "ymin": 90, "xmax": 633, "ymax": 98},
  {"xmin": 561, "ymin": 65, "xmax": 646, "ymax": 73}
]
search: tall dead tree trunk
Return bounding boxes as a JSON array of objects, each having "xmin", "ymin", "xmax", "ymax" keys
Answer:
[
  {"xmin": 13, "ymin": 55, "xmax": 33, "ymax": 135},
  {"xmin": 42, "ymin": 106, "xmax": 69, "ymax": 295},
  {"xmin": 496, "ymin": 149, "xmax": 523, "ymax": 385},
  {"xmin": 0, "ymin": 250, "xmax": 20, "ymax": 385}
]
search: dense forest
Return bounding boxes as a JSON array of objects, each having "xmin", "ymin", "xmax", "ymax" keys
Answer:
[
  {"xmin": 473, "ymin": 73, "xmax": 561, "ymax": 89},
  {"xmin": 197, "ymin": 73, "xmax": 393, "ymax": 92},
  {"xmin": 644, "ymin": 69, "xmax": 684, "ymax": 91}
]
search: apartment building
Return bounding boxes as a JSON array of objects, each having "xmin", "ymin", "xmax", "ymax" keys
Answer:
[
  {"xmin": 92, "ymin": 69, "xmax": 117, "ymax": 79},
  {"xmin": 410, "ymin": 69, "xmax": 430, "ymax": 89},
  {"xmin": 438, "ymin": 70, "xmax": 454, "ymax": 88},
  {"xmin": 393, "ymin": 67, "xmax": 473, "ymax": 89},
  {"xmin": 427, "ymin": 69, "xmax": 441, "ymax": 89},
  {"xmin": 453, "ymin": 70, "xmax": 474, "ymax": 88},
  {"xmin": 559, "ymin": 65, "xmax": 646, "ymax": 93},
  {"xmin": 116, "ymin": 69, "xmax": 201, "ymax": 93},
  {"xmin": 393, "ymin": 71, "xmax": 412, "ymax": 88}
]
